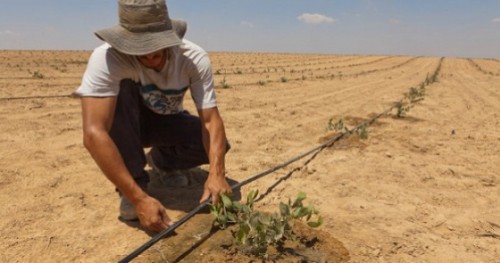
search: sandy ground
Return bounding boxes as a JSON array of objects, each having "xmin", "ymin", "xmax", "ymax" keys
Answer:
[{"xmin": 0, "ymin": 51, "xmax": 499, "ymax": 262}]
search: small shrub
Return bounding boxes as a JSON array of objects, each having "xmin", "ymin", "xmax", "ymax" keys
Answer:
[
  {"xmin": 257, "ymin": 80, "xmax": 266, "ymax": 86},
  {"xmin": 326, "ymin": 118, "xmax": 347, "ymax": 133},
  {"xmin": 32, "ymin": 70, "xmax": 44, "ymax": 79},
  {"xmin": 405, "ymin": 86, "xmax": 425, "ymax": 103},
  {"xmin": 220, "ymin": 76, "xmax": 230, "ymax": 89},
  {"xmin": 210, "ymin": 191, "xmax": 323, "ymax": 259},
  {"xmin": 356, "ymin": 124, "xmax": 368, "ymax": 140},
  {"xmin": 394, "ymin": 100, "xmax": 412, "ymax": 118}
]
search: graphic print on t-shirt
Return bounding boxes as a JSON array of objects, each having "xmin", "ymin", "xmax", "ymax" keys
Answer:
[{"xmin": 140, "ymin": 84, "xmax": 188, "ymax": 115}]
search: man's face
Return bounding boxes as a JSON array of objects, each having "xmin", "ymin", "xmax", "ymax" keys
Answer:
[{"xmin": 136, "ymin": 49, "xmax": 167, "ymax": 71}]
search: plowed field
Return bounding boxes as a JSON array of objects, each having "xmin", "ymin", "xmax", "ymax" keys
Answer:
[{"xmin": 1, "ymin": 51, "xmax": 498, "ymax": 262}]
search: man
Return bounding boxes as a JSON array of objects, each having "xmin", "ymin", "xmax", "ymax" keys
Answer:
[{"xmin": 74, "ymin": 0, "xmax": 232, "ymax": 232}]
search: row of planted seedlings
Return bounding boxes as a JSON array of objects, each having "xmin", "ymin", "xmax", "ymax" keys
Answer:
[
  {"xmin": 214, "ymin": 56, "xmax": 420, "ymax": 89},
  {"xmin": 0, "ymin": 51, "xmax": 88, "ymax": 98},
  {"xmin": 467, "ymin": 58, "xmax": 500, "ymax": 77},
  {"xmin": 206, "ymin": 57, "xmax": 445, "ymax": 260},
  {"xmin": 210, "ymin": 53, "xmax": 360, "ymax": 74},
  {"xmin": 212, "ymin": 55, "xmax": 389, "ymax": 81},
  {"xmin": 213, "ymin": 55, "xmax": 389, "ymax": 77},
  {"xmin": 213, "ymin": 55, "xmax": 386, "ymax": 87},
  {"xmin": 1, "ymin": 51, "xmax": 89, "ymax": 80},
  {"xmin": 326, "ymin": 57, "xmax": 444, "ymax": 142},
  {"xmin": 126, "ymin": 57, "xmax": 446, "ymax": 262}
]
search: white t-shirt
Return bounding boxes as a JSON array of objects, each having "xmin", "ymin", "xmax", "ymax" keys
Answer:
[{"xmin": 74, "ymin": 39, "xmax": 217, "ymax": 115}]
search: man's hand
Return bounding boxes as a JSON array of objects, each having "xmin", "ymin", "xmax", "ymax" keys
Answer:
[
  {"xmin": 135, "ymin": 195, "xmax": 174, "ymax": 232},
  {"xmin": 200, "ymin": 173, "xmax": 232, "ymax": 204}
]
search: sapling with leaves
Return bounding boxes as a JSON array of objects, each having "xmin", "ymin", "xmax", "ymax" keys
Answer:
[
  {"xmin": 327, "ymin": 118, "xmax": 348, "ymax": 133},
  {"xmin": 394, "ymin": 100, "xmax": 412, "ymax": 118},
  {"xmin": 356, "ymin": 123, "xmax": 369, "ymax": 140},
  {"xmin": 405, "ymin": 86, "xmax": 425, "ymax": 103},
  {"xmin": 210, "ymin": 190, "xmax": 323, "ymax": 258},
  {"xmin": 394, "ymin": 84, "xmax": 427, "ymax": 118},
  {"xmin": 327, "ymin": 117, "xmax": 368, "ymax": 139}
]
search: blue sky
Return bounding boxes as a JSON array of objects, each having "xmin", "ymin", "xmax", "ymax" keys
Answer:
[{"xmin": 1, "ymin": 0, "xmax": 499, "ymax": 58}]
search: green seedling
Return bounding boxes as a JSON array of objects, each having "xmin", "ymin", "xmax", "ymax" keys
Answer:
[
  {"xmin": 210, "ymin": 190, "xmax": 323, "ymax": 259},
  {"xmin": 394, "ymin": 100, "xmax": 412, "ymax": 118},
  {"xmin": 356, "ymin": 124, "xmax": 368, "ymax": 140},
  {"xmin": 405, "ymin": 86, "xmax": 425, "ymax": 103},
  {"xmin": 220, "ymin": 76, "xmax": 230, "ymax": 89},
  {"xmin": 327, "ymin": 118, "xmax": 348, "ymax": 133},
  {"xmin": 32, "ymin": 70, "xmax": 44, "ymax": 79}
]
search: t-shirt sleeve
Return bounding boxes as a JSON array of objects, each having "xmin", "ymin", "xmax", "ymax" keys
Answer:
[
  {"xmin": 188, "ymin": 52, "xmax": 217, "ymax": 110},
  {"xmin": 74, "ymin": 45, "xmax": 135, "ymax": 97}
]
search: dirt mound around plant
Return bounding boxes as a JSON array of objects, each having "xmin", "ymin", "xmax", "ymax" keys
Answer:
[{"xmin": 139, "ymin": 213, "xmax": 350, "ymax": 262}]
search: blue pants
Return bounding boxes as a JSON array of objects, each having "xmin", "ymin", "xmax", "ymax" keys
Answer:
[{"xmin": 109, "ymin": 79, "xmax": 214, "ymax": 187}]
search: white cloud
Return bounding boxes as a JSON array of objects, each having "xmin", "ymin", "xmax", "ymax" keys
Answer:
[
  {"xmin": 297, "ymin": 13, "xmax": 336, "ymax": 25},
  {"xmin": 492, "ymin": 18, "xmax": 500, "ymax": 23},
  {"xmin": 240, "ymin": 21, "xmax": 254, "ymax": 28}
]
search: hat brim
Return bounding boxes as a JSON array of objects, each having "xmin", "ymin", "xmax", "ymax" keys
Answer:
[{"xmin": 95, "ymin": 20, "xmax": 187, "ymax": 56}]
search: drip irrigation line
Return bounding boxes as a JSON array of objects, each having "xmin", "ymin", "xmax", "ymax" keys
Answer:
[
  {"xmin": 118, "ymin": 107, "xmax": 392, "ymax": 263},
  {"xmin": 0, "ymin": 94, "xmax": 73, "ymax": 100}
]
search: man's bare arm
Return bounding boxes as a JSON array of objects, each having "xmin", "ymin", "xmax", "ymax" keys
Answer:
[
  {"xmin": 197, "ymin": 106, "xmax": 232, "ymax": 203},
  {"xmin": 81, "ymin": 96, "xmax": 171, "ymax": 232}
]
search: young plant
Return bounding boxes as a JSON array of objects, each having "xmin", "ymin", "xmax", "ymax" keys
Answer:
[
  {"xmin": 394, "ymin": 100, "xmax": 412, "ymax": 118},
  {"xmin": 32, "ymin": 70, "xmax": 44, "ymax": 79},
  {"xmin": 220, "ymin": 75, "xmax": 230, "ymax": 89},
  {"xmin": 326, "ymin": 118, "xmax": 348, "ymax": 133},
  {"xmin": 405, "ymin": 86, "xmax": 425, "ymax": 103},
  {"xmin": 210, "ymin": 190, "xmax": 323, "ymax": 259},
  {"xmin": 356, "ymin": 123, "xmax": 368, "ymax": 140}
]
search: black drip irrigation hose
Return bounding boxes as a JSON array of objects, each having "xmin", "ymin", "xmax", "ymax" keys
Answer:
[{"xmin": 118, "ymin": 106, "xmax": 394, "ymax": 263}]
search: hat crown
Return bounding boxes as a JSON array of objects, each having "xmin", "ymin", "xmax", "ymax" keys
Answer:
[
  {"xmin": 94, "ymin": 0, "xmax": 184, "ymax": 55},
  {"xmin": 118, "ymin": 0, "xmax": 172, "ymax": 32}
]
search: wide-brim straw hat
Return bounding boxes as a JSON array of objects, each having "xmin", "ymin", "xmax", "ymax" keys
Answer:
[{"xmin": 95, "ymin": 0, "xmax": 186, "ymax": 56}]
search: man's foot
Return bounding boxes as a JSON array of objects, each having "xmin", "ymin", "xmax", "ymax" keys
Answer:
[
  {"xmin": 146, "ymin": 151, "xmax": 189, "ymax": 187},
  {"xmin": 119, "ymin": 195, "xmax": 138, "ymax": 221}
]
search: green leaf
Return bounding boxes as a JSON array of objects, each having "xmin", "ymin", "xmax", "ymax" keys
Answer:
[
  {"xmin": 249, "ymin": 213, "xmax": 261, "ymax": 230},
  {"xmin": 258, "ymin": 213, "xmax": 271, "ymax": 225},
  {"xmin": 217, "ymin": 214, "xmax": 227, "ymax": 227},
  {"xmin": 294, "ymin": 206, "xmax": 313, "ymax": 219},
  {"xmin": 247, "ymin": 190, "xmax": 259, "ymax": 208},
  {"xmin": 221, "ymin": 193, "xmax": 233, "ymax": 209},
  {"xmin": 307, "ymin": 216, "xmax": 323, "ymax": 228},
  {"xmin": 232, "ymin": 201, "xmax": 243, "ymax": 211},
  {"xmin": 227, "ymin": 211, "xmax": 237, "ymax": 222},
  {"xmin": 236, "ymin": 224, "xmax": 250, "ymax": 244},
  {"xmin": 209, "ymin": 204, "xmax": 219, "ymax": 217},
  {"xmin": 292, "ymin": 192, "xmax": 306, "ymax": 208},
  {"xmin": 240, "ymin": 205, "xmax": 251, "ymax": 215}
]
